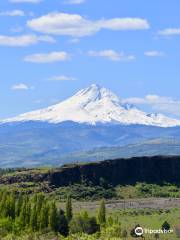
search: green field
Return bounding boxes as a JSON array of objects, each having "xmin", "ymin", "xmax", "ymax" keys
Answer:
[
  {"xmin": 0, "ymin": 168, "xmax": 180, "ymax": 240},
  {"xmin": 1, "ymin": 206, "xmax": 180, "ymax": 239}
]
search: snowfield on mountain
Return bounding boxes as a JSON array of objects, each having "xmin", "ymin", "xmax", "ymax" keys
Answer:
[{"xmin": 3, "ymin": 84, "xmax": 180, "ymax": 127}]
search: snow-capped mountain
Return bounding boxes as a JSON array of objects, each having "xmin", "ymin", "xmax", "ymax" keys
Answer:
[{"xmin": 3, "ymin": 84, "xmax": 180, "ymax": 127}]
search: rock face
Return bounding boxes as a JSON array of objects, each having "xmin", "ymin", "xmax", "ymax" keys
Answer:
[
  {"xmin": 50, "ymin": 156, "xmax": 180, "ymax": 187},
  {"xmin": 1, "ymin": 156, "xmax": 180, "ymax": 187}
]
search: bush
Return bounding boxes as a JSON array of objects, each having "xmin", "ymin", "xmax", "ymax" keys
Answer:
[
  {"xmin": 0, "ymin": 218, "xmax": 13, "ymax": 234},
  {"xmin": 101, "ymin": 224, "xmax": 122, "ymax": 239},
  {"xmin": 70, "ymin": 213, "xmax": 100, "ymax": 235}
]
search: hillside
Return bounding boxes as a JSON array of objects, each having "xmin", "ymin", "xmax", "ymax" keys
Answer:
[
  {"xmin": 59, "ymin": 139, "xmax": 180, "ymax": 162},
  {"xmin": 1, "ymin": 122, "xmax": 180, "ymax": 168}
]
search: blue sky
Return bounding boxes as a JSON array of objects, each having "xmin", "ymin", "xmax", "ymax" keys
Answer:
[{"xmin": 0, "ymin": 0, "xmax": 180, "ymax": 119}]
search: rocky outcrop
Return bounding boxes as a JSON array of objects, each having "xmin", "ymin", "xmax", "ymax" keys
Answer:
[
  {"xmin": 49, "ymin": 156, "xmax": 180, "ymax": 187},
  {"xmin": 0, "ymin": 156, "xmax": 180, "ymax": 187}
]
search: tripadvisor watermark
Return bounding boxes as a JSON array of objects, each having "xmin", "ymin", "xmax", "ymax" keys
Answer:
[{"xmin": 135, "ymin": 226, "xmax": 173, "ymax": 237}]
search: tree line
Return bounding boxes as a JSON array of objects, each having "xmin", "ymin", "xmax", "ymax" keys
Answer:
[{"xmin": 0, "ymin": 190, "xmax": 106, "ymax": 236}]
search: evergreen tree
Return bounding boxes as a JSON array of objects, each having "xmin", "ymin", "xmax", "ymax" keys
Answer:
[
  {"xmin": 39, "ymin": 203, "xmax": 49, "ymax": 230},
  {"xmin": 19, "ymin": 201, "xmax": 27, "ymax": 228},
  {"xmin": 16, "ymin": 193, "xmax": 23, "ymax": 217},
  {"xmin": 49, "ymin": 202, "xmax": 59, "ymax": 232},
  {"xmin": 97, "ymin": 200, "xmax": 106, "ymax": 224},
  {"xmin": 7, "ymin": 193, "xmax": 16, "ymax": 219},
  {"xmin": 19, "ymin": 195, "xmax": 31, "ymax": 228},
  {"xmin": 36, "ymin": 193, "xmax": 45, "ymax": 213},
  {"xmin": 66, "ymin": 195, "xmax": 73, "ymax": 222},
  {"xmin": 1, "ymin": 192, "xmax": 8, "ymax": 217},
  {"xmin": 30, "ymin": 206, "xmax": 38, "ymax": 231},
  {"xmin": 58, "ymin": 209, "xmax": 69, "ymax": 236},
  {"xmin": 26, "ymin": 201, "xmax": 31, "ymax": 226}
]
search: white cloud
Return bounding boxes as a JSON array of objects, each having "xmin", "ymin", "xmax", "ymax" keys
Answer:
[
  {"xmin": 88, "ymin": 50, "xmax": 135, "ymax": 61},
  {"xmin": 63, "ymin": 0, "xmax": 86, "ymax": 4},
  {"xmin": 0, "ymin": 10, "xmax": 25, "ymax": 16},
  {"xmin": 122, "ymin": 97, "xmax": 146, "ymax": 105},
  {"xmin": 47, "ymin": 75, "xmax": 77, "ymax": 81},
  {"xmin": 158, "ymin": 28, "xmax": 180, "ymax": 36},
  {"xmin": 27, "ymin": 13, "xmax": 150, "ymax": 37},
  {"xmin": 12, "ymin": 83, "xmax": 30, "ymax": 90},
  {"xmin": 10, "ymin": 0, "xmax": 42, "ymax": 3},
  {"xmin": 123, "ymin": 95, "xmax": 180, "ymax": 117},
  {"xmin": 144, "ymin": 51, "xmax": 164, "ymax": 57},
  {"xmin": 0, "ymin": 34, "xmax": 55, "ymax": 47},
  {"xmin": 24, "ymin": 51, "xmax": 70, "ymax": 63}
]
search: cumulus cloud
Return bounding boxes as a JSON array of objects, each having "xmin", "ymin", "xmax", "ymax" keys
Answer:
[
  {"xmin": 144, "ymin": 51, "xmax": 164, "ymax": 57},
  {"xmin": 88, "ymin": 50, "xmax": 135, "ymax": 61},
  {"xmin": 63, "ymin": 0, "xmax": 86, "ymax": 4},
  {"xmin": 158, "ymin": 28, "xmax": 180, "ymax": 36},
  {"xmin": 10, "ymin": 0, "xmax": 42, "ymax": 3},
  {"xmin": 27, "ymin": 13, "xmax": 150, "ymax": 37},
  {"xmin": 123, "ymin": 95, "xmax": 180, "ymax": 117},
  {"xmin": 0, "ymin": 34, "xmax": 55, "ymax": 47},
  {"xmin": 12, "ymin": 83, "xmax": 30, "ymax": 90},
  {"xmin": 24, "ymin": 51, "xmax": 70, "ymax": 63},
  {"xmin": 0, "ymin": 10, "xmax": 25, "ymax": 16},
  {"xmin": 47, "ymin": 75, "xmax": 77, "ymax": 81}
]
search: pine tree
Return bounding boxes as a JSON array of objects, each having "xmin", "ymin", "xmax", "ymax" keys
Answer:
[
  {"xmin": 16, "ymin": 193, "xmax": 23, "ymax": 217},
  {"xmin": 39, "ymin": 203, "xmax": 49, "ymax": 230},
  {"xmin": 36, "ymin": 193, "xmax": 45, "ymax": 213},
  {"xmin": 19, "ymin": 201, "xmax": 27, "ymax": 228},
  {"xmin": 2, "ymin": 192, "xmax": 9, "ymax": 218},
  {"xmin": 49, "ymin": 202, "xmax": 59, "ymax": 232},
  {"xmin": 66, "ymin": 195, "xmax": 73, "ymax": 222},
  {"xmin": 97, "ymin": 200, "xmax": 106, "ymax": 224},
  {"xmin": 19, "ymin": 194, "xmax": 31, "ymax": 229},
  {"xmin": 58, "ymin": 209, "xmax": 69, "ymax": 236},
  {"xmin": 30, "ymin": 206, "xmax": 38, "ymax": 231},
  {"xmin": 26, "ymin": 201, "xmax": 31, "ymax": 226},
  {"xmin": 7, "ymin": 193, "xmax": 16, "ymax": 219}
]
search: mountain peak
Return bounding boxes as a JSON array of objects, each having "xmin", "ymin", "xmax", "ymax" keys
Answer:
[
  {"xmin": 89, "ymin": 83, "xmax": 101, "ymax": 88},
  {"xmin": 3, "ymin": 84, "xmax": 180, "ymax": 127},
  {"xmin": 74, "ymin": 84, "xmax": 120, "ymax": 105}
]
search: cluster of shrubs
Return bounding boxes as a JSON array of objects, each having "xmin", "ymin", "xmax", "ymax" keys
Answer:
[
  {"xmin": 54, "ymin": 178, "xmax": 116, "ymax": 201},
  {"xmin": 136, "ymin": 182, "xmax": 180, "ymax": 198}
]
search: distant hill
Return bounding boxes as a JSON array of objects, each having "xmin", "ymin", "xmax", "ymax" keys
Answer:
[
  {"xmin": 1, "ymin": 121, "xmax": 180, "ymax": 167},
  {"xmin": 60, "ymin": 139, "xmax": 180, "ymax": 163}
]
